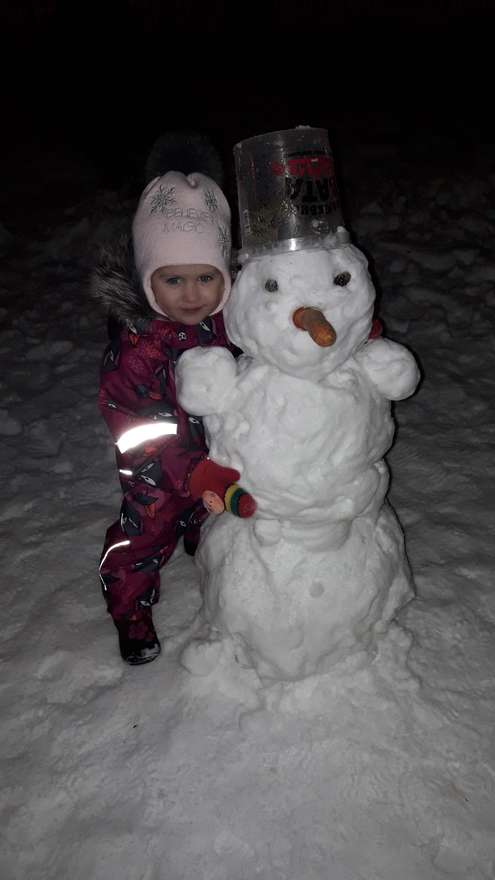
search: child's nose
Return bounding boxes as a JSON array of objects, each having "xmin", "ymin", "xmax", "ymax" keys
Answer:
[{"xmin": 183, "ymin": 281, "xmax": 200, "ymax": 301}]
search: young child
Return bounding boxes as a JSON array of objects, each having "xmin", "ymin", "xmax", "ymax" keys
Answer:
[{"xmin": 93, "ymin": 140, "xmax": 255, "ymax": 666}]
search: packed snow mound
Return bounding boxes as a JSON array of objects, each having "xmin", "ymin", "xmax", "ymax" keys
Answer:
[{"xmin": 176, "ymin": 240, "xmax": 420, "ymax": 679}]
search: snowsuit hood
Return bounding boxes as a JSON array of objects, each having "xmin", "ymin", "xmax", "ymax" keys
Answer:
[{"xmin": 91, "ymin": 234, "xmax": 158, "ymax": 329}]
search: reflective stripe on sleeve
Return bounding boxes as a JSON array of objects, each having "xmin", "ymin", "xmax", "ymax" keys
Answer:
[{"xmin": 116, "ymin": 421, "xmax": 177, "ymax": 453}]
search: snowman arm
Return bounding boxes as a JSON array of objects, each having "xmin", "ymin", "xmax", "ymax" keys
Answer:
[
  {"xmin": 357, "ymin": 338, "xmax": 420, "ymax": 400},
  {"xmin": 175, "ymin": 346, "xmax": 237, "ymax": 415}
]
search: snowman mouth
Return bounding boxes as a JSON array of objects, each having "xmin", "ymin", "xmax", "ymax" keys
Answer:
[{"xmin": 292, "ymin": 307, "xmax": 337, "ymax": 347}]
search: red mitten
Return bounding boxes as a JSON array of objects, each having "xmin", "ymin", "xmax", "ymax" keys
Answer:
[
  {"xmin": 189, "ymin": 459, "xmax": 240, "ymax": 499},
  {"xmin": 368, "ymin": 318, "xmax": 383, "ymax": 340},
  {"xmin": 189, "ymin": 459, "xmax": 256, "ymax": 518}
]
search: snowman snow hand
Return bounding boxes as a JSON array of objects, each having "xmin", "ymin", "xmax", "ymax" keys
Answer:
[
  {"xmin": 358, "ymin": 337, "xmax": 420, "ymax": 401},
  {"xmin": 189, "ymin": 459, "xmax": 256, "ymax": 518},
  {"xmin": 175, "ymin": 347, "xmax": 237, "ymax": 416}
]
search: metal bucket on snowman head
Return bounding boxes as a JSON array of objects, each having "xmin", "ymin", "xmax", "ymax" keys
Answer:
[{"xmin": 234, "ymin": 127, "xmax": 348, "ymax": 263}]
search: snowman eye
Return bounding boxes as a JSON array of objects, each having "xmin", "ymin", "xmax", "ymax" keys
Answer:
[
  {"xmin": 264, "ymin": 279, "xmax": 279, "ymax": 293},
  {"xmin": 334, "ymin": 271, "xmax": 351, "ymax": 287}
]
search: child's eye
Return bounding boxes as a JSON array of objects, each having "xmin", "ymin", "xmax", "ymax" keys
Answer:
[
  {"xmin": 264, "ymin": 279, "xmax": 279, "ymax": 292},
  {"xmin": 164, "ymin": 276, "xmax": 182, "ymax": 286},
  {"xmin": 199, "ymin": 274, "xmax": 214, "ymax": 283},
  {"xmin": 334, "ymin": 271, "xmax": 351, "ymax": 287}
]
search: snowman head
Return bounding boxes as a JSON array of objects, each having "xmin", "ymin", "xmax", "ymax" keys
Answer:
[{"xmin": 224, "ymin": 242, "xmax": 375, "ymax": 380}]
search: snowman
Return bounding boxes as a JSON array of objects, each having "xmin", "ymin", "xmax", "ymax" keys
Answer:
[{"xmin": 176, "ymin": 128, "xmax": 420, "ymax": 681}]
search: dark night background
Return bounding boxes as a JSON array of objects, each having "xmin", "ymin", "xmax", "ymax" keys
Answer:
[{"xmin": 2, "ymin": 0, "xmax": 495, "ymax": 239}]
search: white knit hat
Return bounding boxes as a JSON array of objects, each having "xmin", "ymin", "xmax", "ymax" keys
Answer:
[{"xmin": 132, "ymin": 171, "xmax": 232, "ymax": 317}]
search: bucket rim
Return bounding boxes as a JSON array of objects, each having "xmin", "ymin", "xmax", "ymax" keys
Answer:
[
  {"xmin": 234, "ymin": 126, "xmax": 330, "ymax": 152},
  {"xmin": 234, "ymin": 228, "xmax": 351, "ymax": 265}
]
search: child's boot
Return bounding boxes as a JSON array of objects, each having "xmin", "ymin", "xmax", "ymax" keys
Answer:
[{"xmin": 115, "ymin": 608, "xmax": 161, "ymax": 665}]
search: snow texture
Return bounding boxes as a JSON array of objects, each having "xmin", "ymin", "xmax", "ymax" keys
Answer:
[
  {"xmin": 1, "ymin": 152, "xmax": 495, "ymax": 880},
  {"xmin": 176, "ymin": 243, "xmax": 420, "ymax": 678}
]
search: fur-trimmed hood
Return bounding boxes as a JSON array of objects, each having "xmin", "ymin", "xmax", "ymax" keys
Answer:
[{"xmin": 91, "ymin": 234, "xmax": 157, "ymax": 327}]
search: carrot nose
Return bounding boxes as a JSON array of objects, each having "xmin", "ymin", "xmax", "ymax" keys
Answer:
[{"xmin": 293, "ymin": 307, "xmax": 337, "ymax": 347}]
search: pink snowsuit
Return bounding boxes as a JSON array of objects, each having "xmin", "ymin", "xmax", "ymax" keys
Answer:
[{"xmin": 99, "ymin": 313, "xmax": 231, "ymax": 621}]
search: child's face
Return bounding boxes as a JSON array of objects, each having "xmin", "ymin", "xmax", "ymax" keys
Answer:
[{"xmin": 150, "ymin": 264, "xmax": 224, "ymax": 324}]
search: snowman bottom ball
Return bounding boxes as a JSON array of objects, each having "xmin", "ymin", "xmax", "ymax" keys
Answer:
[{"xmin": 193, "ymin": 504, "xmax": 413, "ymax": 681}]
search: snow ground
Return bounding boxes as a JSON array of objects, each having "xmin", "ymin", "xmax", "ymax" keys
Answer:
[{"xmin": 1, "ymin": 147, "xmax": 494, "ymax": 880}]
